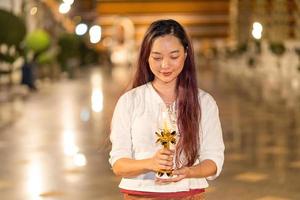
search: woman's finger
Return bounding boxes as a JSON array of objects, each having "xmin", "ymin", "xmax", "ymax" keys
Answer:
[
  {"xmin": 172, "ymin": 169, "xmax": 183, "ymax": 175},
  {"xmin": 160, "ymin": 148, "xmax": 174, "ymax": 155},
  {"xmin": 158, "ymin": 154, "xmax": 171, "ymax": 160},
  {"xmin": 158, "ymin": 160, "xmax": 173, "ymax": 166},
  {"xmin": 157, "ymin": 174, "xmax": 186, "ymax": 183},
  {"xmin": 172, "ymin": 167, "xmax": 190, "ymax": 177}
]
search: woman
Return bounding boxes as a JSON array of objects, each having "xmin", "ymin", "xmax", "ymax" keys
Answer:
[{"xmin": 109, "ymin": 19, "xmax": 225, "ymax": 200}]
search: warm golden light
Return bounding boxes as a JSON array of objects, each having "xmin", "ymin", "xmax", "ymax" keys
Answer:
[
  {"xmin": 59, "ymin": 3, "xmax": 71, "ymax": 14},
  {"xmin": 75, "ymin": 23, "xmax": 88, "ymax": 36},
  {"xmin": 26, "ymin": 161, "xmax": 43, "ymax": 200},
  {"xmin": 91, "ymin": 72, "xmax": 103, "ymax": 113},
  {"xmin": 91, "ymin": 89, "xmax": 103, "ymax": 112},
  {"xmin": 63, "ymin": 0, "xmax": 74, "ymax": 5},
  {"xmin": 252, "ymin": 22, "xmax": 263, "ymax": 40},
  {"xmin": 30, "ymin": 7, "xmax": 38, "ymax": 16},
  {"xmin": 89, "ymin": 25, "xmax": 102, "ymax": 43},
  {"xmin": 73, "ymin": 153, "xmax": 87, "ymax": 167},
  {"xmin": 63, "ymin": 129, "xmax": 79, "ymax": 156}
]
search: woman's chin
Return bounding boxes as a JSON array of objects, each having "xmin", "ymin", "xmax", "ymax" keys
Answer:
[{"xmin": 157, "ymin": 77, "xmax": 176, "ymax": 84}]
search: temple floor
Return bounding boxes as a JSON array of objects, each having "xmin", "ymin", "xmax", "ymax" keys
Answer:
[{"xmin": 0, "ymin": 66, "xmax": 299, "ymax": 200}]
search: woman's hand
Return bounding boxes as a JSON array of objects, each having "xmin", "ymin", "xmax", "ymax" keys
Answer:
[
  {"xmin": 155, "ymin": 166, "xmax": 190, "ymax": 184},
  {"xmin": 149, "ymin": 148, "xmax": 174, "ymax": 172}
]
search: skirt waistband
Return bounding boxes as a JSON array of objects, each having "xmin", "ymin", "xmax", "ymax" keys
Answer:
[{"xmin": 121, "ymin": 188, "xmax": 205, "ymax": 198}]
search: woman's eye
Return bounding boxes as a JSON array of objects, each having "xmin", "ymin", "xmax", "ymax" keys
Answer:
[
  {"xmin": 171, "ymin": 57, "xmax": 179, "ymax": 60},
  {"xmin": 153, "ymin": 57, "xmax": 162, "ymax": 61}
]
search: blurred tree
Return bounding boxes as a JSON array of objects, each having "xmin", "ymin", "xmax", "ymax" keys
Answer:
[
  {"xmin": 0, "ymin": 9, "xmax": 26, "ymax": 85},
  {"xmin": 22, "ymin": 29, "xmax": 51, "ymax": 90},
  {"xmin": 25, "ymin": 30, "xmax": 51, "ymax": 54},
  {"xmin": 57, "ymin": 33, "xmax": 81, "ymax": 78},
  {"xmin": 0, "ymin": 9, "xmax": 26, "ymax": 47}
]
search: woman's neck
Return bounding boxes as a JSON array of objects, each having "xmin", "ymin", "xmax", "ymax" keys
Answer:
[{"xmin": 152, "ymin": 79, "xmax": 177, "ymax": 105}]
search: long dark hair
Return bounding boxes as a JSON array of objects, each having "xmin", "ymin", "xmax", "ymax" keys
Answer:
[{"xmin": 132, "ymin": 19, "xmax": 201, "ymax": 167}]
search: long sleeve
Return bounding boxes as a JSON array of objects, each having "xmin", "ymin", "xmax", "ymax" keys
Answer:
[
  {"xmin": 109, "ymin": 93, "xmax": 133, "ymax": 167},
  {"xmin": 199, "ymin": 93, "xmax": 225, "ymax": 180}
]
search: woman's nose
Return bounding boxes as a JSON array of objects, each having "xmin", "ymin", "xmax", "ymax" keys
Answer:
[{"xmin": 161, "ymin": 59, "xmax": 169, "ymax": 69}]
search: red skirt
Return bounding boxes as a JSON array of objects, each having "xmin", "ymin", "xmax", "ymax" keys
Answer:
[{"xmin": 121, "ymin": 188, "xmax": 205, "ymax": 200}]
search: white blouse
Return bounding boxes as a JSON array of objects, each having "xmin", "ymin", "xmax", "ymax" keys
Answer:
[{"xmin": 109, "ymin": 82, "xmax": 225, "ymax": 192}]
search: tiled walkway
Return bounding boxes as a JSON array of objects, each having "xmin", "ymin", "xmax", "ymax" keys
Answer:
[{"xmin": 0, "ymin": 66, "xmax": 299, "ymax": 200}]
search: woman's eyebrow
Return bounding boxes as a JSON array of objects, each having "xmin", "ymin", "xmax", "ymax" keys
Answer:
[
  {"xmin": 170, "ymin": 50, "xmax": 180, "ymax": 54},
  {"xmin": 150, "ymin": 51, "xmax": 162, "ymax": 55},
  {"xmin": 151, "ymin": 50, "xmax": 180, "ymax": 55}
]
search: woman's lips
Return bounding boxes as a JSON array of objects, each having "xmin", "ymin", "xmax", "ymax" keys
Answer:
[{"xmin": 161, "ymin": 72, "xmax": 172, "ymax": 76}]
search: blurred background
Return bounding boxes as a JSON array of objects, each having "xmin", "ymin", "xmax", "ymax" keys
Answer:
[{"xmin": 0, "ymin": 0, "xmax": 300, "ymax": 199}]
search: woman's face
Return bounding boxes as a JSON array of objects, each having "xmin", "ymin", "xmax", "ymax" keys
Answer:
[{"xmin": 148, "ymin": 34, "xmax": 186, "ymax": 85}]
